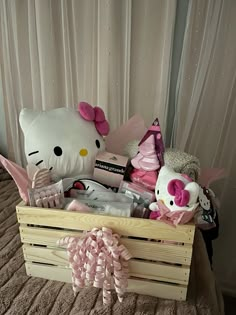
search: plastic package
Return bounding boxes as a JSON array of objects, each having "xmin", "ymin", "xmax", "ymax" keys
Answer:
[
  {"xmin": 118, "ymin": 181, "xmax": 155, "ymax": 218},
  {"xmin": 65, "ymin": 198, "xmax": 133, "ymax": 217}
]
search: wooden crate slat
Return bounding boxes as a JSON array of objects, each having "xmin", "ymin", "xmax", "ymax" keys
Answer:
[
  {"xmin": 25, "ymin": 262, "xmax": 187, "ymax": 300},
  {"xmin": 20, "ymin": 226, "xmax": 192, "ymax": 265},
  {"xmin": 23, "ymin": 245, "xmax": 190, "ymax": 285},
  {"xmin": 128, "ymin": 278, "xmax": 187, "ymax": 301},
  {"xmin": 17, "ymin": 205, "xmax": 195, "ymax": 243},
  {"xmin": 129, "ymin": 260, "xmax": 189, "ymax": 285}
]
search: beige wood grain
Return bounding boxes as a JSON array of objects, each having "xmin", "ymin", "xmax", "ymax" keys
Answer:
[
  {"xmin": 23, "ymin": 245, "xmax": 189, "ymax": 285},
  {"xmin": 19, "ymin": 226, "xmax": 192, "ymax": 265},
  {"xmin": 25, "ymin": 262, "xmax": 187, "ymax": 300},
  {"xmin": 16, "ymin": 203, "xmax": 195, "ymax": 243}
]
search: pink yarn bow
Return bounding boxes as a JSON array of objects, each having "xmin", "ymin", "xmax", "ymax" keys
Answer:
[
  {"xmin": 57, "ymin": 227, "xmax": 132, "ymax": 305},
  {"xmin": 167, "ymin": 179, "xmax": 190, "ymax": 207},
  {"xmin": 78, "ymin": 102, "xmax": 110, "ymax": 136}
]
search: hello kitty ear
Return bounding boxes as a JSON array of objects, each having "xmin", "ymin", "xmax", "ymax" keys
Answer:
[
  {"xmin": 19, "ymin": 108, "xmax": 40, "ymax": 132},
  {"xmin": 184, "ymin": 182, "xmax": 200, "ymax": 205}
]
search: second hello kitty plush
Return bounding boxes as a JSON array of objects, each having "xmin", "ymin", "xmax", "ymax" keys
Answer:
[{"xmin": 149, "ymin": 166, "xmax": 200, "ymax": 225}]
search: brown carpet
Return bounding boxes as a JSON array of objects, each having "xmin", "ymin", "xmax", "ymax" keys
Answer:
[{"xmin": 0, "ymin": 166, "xmax": 224, "ymax": 314}]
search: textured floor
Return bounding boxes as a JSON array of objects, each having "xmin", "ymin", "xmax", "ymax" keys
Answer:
[{"xmin": 0, "ymin": 167, "xmax": 224, "ymax": 314}]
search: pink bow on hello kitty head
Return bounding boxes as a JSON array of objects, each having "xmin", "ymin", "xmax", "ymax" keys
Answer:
[
  {"xmin": 78, "ymin": 102, "xmax": 110, "ymax": 136},
  {"xmin": 167, "ymin": 179, "xmax": 190, "ymax": 207}
]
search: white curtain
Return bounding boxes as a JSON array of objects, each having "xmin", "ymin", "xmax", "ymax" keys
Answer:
[
  {"xmin": 0, "ymin": 0, "xmax": 176, "ymax": 165},
  {"xmin": 174, "ymin": 0, "xmax": 236, "ymax": 295}
]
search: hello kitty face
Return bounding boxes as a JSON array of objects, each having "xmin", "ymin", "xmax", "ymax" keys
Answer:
[
  {"xmin": 19, "ymin": 105, "xmax": 109, "ymax": 179},
  {"xmin": 155, "ymin": 166, "xmax": 199, "ymax": 212},
  {"xmin": 199, "ymin": 187, "xmax": 211, "ymax": 210}
]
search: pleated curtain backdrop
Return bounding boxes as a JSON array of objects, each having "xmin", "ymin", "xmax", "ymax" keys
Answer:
[
  {"xmin": 173, "ymin": 0, "xmax": 236, "ymax": 294},
  {"xmin": 0, "ymin": 0, "xmax": 176, "ymax": 165}
]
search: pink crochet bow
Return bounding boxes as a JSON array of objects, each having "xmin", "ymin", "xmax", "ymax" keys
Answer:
[
  {"xmin": 57, "ymin": 227, "xmax": 132, "ymax": 305},
  {"xmin": 167, "ymin": 179, "xmax": 190, "ymax": 207},
  {"xmin": 78, "ymin": 102, "xmax": 110, "ymax": 136}
]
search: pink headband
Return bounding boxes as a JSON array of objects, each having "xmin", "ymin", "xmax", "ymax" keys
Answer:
[
  {"xmin": 167, "ymin": 179, "xmax": 190, "ymax": 207},
  {"xmin": 78, "ymin": 102, "xmax": 110, "ymax": 136}
]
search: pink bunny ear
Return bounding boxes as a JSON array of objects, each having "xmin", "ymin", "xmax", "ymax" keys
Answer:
[
  {"xmin": 0, "ymin": 154, "xmax": 30, "ymax": 202},
  {"xmin": 78, "ymin": 102, "xmax": 95, "ymax": 121}
]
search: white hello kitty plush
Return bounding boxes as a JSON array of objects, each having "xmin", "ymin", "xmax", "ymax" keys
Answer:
[
  {"xmin": 149, "ymin": 166, "xmax": 200, "ymax": 225},
  {"xmin": 19, "ymin": 102, "xmax": 109, "ymax": 179}
]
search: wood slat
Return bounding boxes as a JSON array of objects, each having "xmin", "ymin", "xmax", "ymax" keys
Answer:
[
  {"xmin": 25, "ymin": 262, "xmax": 187, "ymax": 300},
  {"xmin": 17, "ymin": 203, "xmax": 195, "ymax": 243},
  {"xmin": 23, "ymin": 245, "xmax": 190, "ymax": 285},
  {"xmin": 19, "ymin": 226, "xmax": 193, "ymax": 265}
]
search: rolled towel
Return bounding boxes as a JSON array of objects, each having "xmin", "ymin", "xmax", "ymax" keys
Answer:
[{"xmin": 164, "ymin": 149, "xmax": 200, "ymax": 182}]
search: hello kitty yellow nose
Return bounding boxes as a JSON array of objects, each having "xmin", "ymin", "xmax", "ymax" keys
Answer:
[{"xmin": 79, "ymin": 149, "xmax": 88, "ymax": 157}]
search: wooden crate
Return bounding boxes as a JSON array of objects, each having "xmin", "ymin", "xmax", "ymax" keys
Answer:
[{"xmin": 16, "ymin": 201, "xmax": 195, "ymax": 301}]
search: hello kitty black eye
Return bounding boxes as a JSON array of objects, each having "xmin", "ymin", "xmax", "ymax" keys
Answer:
[
  {"xmin": 95, "ymin": 140, "xmax": 100, "ymax": 149},
  {"xmin": 157, "ymin": 190, "xmax": 159, "ymax": 194},
  {"xmin": 54, "ymin": 146, "xmax": 63, "ymax": 156},
  {"xmin": 170, "ymin": 200, "xmax": 174, "ymax": 206}
]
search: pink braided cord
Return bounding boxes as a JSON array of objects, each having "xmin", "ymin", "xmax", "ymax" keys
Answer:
[{"xmin": 57, "ymin": 227, "xmax": 132, "ymax": 305}]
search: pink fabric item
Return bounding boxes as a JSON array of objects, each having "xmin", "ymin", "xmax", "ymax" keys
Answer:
[
  {"xmin": 131, "ymin": 135, "xmax": 160, "ymax": 171},
  {"xmin": 57, "ymin": 227, "xmax": 132, "ymax": 305},
  {"xmin": 0, "ymin": 154, "xmax": 30, "ymax": 202},
  {"xmin": 66, "ymin": 199, "xmax": 92, "ymax": 213},
  {"xmin": 167, "ymin": 179, "xmax": 190, "ymax": 207},
  {"xmin": 130, "ymin": 169, "xmax": 157, "ymax": 191},
  {"xmin": 150, "ymin": 200, "xmax": 195, "ymax": 226},
  {"xmin": 78, "ymin": 102, "xmax": 110, "ymax": 136},
  {"xmin": 149, "ymin": 209, "xmax": 161, "ymax": 220},
  {"xmin": 138, "ymin": 118, "xmax": 165, "ymax": 167}
]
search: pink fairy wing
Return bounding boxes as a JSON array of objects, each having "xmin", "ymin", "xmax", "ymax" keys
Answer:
[
  {"xmin": 198, "ymin": 168, "xmax": 227, "ymax": 188},
  {"xmin": 105, "ymin": 114, "xmax": 147, "ymax": 155}
]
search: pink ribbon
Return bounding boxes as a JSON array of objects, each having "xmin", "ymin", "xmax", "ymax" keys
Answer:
[
  {"xmin": 57, "ymin": 227, "xmax": 132, "ymax": 305},
  {"xmin": 150, "ymin": 200, "xmax": 195, "ymax": 226},
  {"xmin": 78, "ymin": 102, "xmax": 110, "ymax": 136},
  {"xmin": 167, "ymin": 179, "xmax": 190, "ymax": 207}
]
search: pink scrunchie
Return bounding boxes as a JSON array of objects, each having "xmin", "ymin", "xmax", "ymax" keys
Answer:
[
  {"xmin": 57, "ymin": 227, "xmax": 132, "ymax": 305},
  {"xmin": 78, "ymin": 102, "xmax": 110, "ymax": 136}
]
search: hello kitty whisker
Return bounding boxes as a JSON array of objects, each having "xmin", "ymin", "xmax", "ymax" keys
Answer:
[
  {"xmin": 36, "ymin": 160, "xmax": 43, "ymax": 166},
  {"xmin": 28, "ymin": 151, "xmax": 39, "ymax": 156}
]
